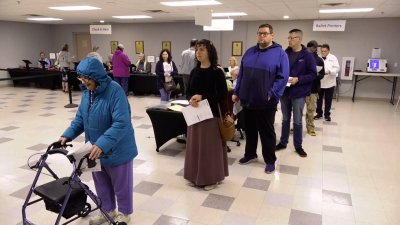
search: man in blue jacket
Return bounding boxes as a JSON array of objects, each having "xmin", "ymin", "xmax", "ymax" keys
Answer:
[
  {"xmin": 276, "ymin": 29, "xmax": 317, "ymax": 157},
  {"xmin": 232, "ymin": 23, "xmax": 289, "ymax": 173},
  {"xmin": 59, "ymin": 57, "xmax": 138, "ymax": 224}
]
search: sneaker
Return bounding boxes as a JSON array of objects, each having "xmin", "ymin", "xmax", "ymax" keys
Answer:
[
  {"xmin": 238, "ymin": 156, "xmax": 258, "ymax": 164},
  {"xmin": 295, "ymin": 147, "xmax": 308, "ymax": 157},
  {"xmin": 275, "ymin": 143, "xmax": 287, "ymax": 151},
  {"xmin": 265, "ymin": 164, "xmax": 275, "ymax": 174},
  {"xmin": 325, "ymin": 117, "xmax": 331, "ymax": 122},
  {"xmin": 314, "ymin": 115, "xmax": 322, "ymax": 120},
  {"xmin": 89, "ymin": 210, "xmax": 117, "ymax": 225},
  {"xmin": 307, "ymin": 130, "xmax": 316, "ymax": 136},
  {"xmin": 115, "ymin": 212, "xmax": 131, "ymax": 224}
]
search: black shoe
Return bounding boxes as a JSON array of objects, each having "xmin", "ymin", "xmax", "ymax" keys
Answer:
[
  {"xmin": 295, "ymin": 147, "xmax": 307, "ymax": 157},
  {"xmin": 325, "ymin": 117, "xmax": 331, "ymax": 122},
  {"xmin": 238, "ymin": 156, "xmax": 258, "ymax": 164},
  {"xmin": 275, "ymin": 143, "xmax": 287, "ymax": 151},
  {"xmin": 313, "ymin": 115, "xmax": 322, "ymax": 120}
]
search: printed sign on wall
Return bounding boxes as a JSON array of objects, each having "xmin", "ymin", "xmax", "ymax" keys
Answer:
[
  {"xmin": 90, "ymin": 25, "xmax": 112, "ymax": 34},
  {"xmin": 313, "ymin": 20, "xmax": 346, "ymax": 31}
]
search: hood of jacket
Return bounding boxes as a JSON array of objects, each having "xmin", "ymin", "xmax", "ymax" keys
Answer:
[{"xmin": 77, "ymin": 56, "xmax": 111, "ymax": 94}]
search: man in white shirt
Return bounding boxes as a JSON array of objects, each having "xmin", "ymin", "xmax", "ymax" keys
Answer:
[
  {"xmin": 315, "ymin": 44, "xmax": 340, "ymax": 122},
  {"xmin": 180, "ymin": 39, "xmax": 197, "ymax": 96}
]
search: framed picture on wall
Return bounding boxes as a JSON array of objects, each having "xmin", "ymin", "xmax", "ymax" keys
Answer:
[
  {"xmin": 162, "ymin": 41, "xmax": 171, "ymax": 52},
  {"xmin": 340, "ymin": 57, "xmax": 355, "ymax": 80},
  {"xmin": 135, "ymin": 41, "xmax": 144, "ymax": 54},
  {"xmin": 232, "ymin": 41, "xmax": 243, "ymax": 56},
  {"xmin": 110, "ymin": 41, "xmax": 118, "ymax": 54}
]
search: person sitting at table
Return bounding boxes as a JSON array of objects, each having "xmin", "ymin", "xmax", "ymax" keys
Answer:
[
  {"xmin": 38, "ymin": 52, "xmax": 51, "ymax": 69},
  {"xmin": 231, "ymin": 67, "xmax": 239, "ymax": 89},
  {"xmin": 155, "ymin": 49, "xmax": 178, "ymax": 102},
  {"xmin": 135, "ymin": 53, "xmax": 151, "ymax": 74}
]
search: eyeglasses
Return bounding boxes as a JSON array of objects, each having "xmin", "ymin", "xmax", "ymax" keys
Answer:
[
  {"xmin": 77, "ymin": 75, "xmax": 91, "ymax": 83},
  {"xmin": 287, "ymin": 36, "xmax": 299, "ymax": 40},
  {"xmin": 257, "ymin": 32, "xmax": 271, "ymax": 36}
]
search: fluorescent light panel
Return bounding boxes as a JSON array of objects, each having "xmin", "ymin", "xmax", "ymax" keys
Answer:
[
  {"xmin": 319, "ymin": 8, "xmax": 374, "ymax": 13},
  {"xmin": 27, "ymin": 17, "xmax": 62, "ymax": 21},
  {"xmin": 212, "ymin": 12, "xmax": 247, "ymax": 17},
  {"xmin": 161, "ymin": 1, "xmax": 221, "ymax": 6},
  {"xmin": 49, "ymin": 6, "xmax": 101, "ymax": 11},
  {"xmin": 112, "ymin": 15, "xmax": 152, "ymax": 19}
]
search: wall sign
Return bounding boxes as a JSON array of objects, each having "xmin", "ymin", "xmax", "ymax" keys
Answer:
[
  {"xmin": 313, "ymin": 20, "xmax": 346, "ymax": 31},
  {"xmin": 90, "ymin": 25, "xmax": 112, "ymax": 34}
]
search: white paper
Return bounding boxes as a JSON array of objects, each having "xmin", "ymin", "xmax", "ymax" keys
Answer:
[
  {"xmin": 170, "ymin": 99, "xmax": 189, "ymax": 106},
  {"xmin": 181, "ymin": 99, "xmax": 213, "ymax": 126},
  {"xmin": 67, "ymin": 142, "xmax": 101, "ymax": 172},
  {"xmin": 233, "ymin": 101, "xmax": 242, "ymax": 115}
]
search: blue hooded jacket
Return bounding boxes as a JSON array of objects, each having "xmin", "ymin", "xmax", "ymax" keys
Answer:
[
  {"xmin": 235, "ymin": 42, "xmax": 289, "ymax": 109},
  {"xmin": 62, "ymin": 57, "xmax": 138, "ymax": 166}
]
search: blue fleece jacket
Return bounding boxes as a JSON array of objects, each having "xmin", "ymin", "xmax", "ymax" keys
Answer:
[
  {"xmin": 284, "ymin": 45, "xmax": 317, "ymax": 99},
  {"xmin": 62, "ymin": 57, "xmax": 138, "ymax": 166},
  {"xmin": 235, "ymin": 42, "xmax": 289, "ymax": 109}
]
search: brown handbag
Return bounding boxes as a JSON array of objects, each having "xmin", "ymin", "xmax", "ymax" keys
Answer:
[{"xmin": 218, "ymin": 104, "xmax": 235, "ymax": 142}]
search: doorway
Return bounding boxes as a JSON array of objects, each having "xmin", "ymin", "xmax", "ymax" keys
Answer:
[{"xmin": 73, "ymin": 32, "xmax": 92, "ymax": 61}]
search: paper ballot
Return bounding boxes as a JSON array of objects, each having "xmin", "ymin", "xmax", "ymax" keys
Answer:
[
  {"xmin": 182, "ymin": 99, "xmax": 213, "ymax": 126},
  {"xmin": 67, "ymin": 142, "xmax": 101, "ymax": 172}
]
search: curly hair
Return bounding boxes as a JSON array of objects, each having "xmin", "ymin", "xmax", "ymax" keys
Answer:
[
  {"xmin": 159, "ymin": 49, "xmax": 172, "ymax": 63},
  {"xmin": 195, "ymin": 39, "xmax": 218, "ymax": 68}
]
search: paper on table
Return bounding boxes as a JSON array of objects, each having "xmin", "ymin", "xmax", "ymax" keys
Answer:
[
  {"xmin": 181, "ymin": 99, "xmax": 213, "ymax": 126},
  {"xmin": 67, "ymin": 141, "xmax": 101, "ymax": 172}
]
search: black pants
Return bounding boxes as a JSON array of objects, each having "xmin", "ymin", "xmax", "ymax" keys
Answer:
[
  {"xmin": 316, "ymin": 86, "xmax": 335, "ymax": 118},
  {"xmin": 243, "ymin": 107, "xmax": 277, "ymax": 164}
]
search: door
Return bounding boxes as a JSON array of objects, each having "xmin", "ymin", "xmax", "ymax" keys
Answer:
[{"xmin": 74, "ymin": 32, "xmax": 92, "ymax": 61}]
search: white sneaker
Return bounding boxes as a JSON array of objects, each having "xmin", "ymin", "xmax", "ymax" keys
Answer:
[
  {"xmin": 203, "ymin": 184, "xmax": 217, "ymax": 191},
  {"xmin": 115, "ymin": 212, "xmax": 131, "ymax": 224},
  {"xmin": 89, "ymin": 210, "xmax": 117, "ymax": 225}
]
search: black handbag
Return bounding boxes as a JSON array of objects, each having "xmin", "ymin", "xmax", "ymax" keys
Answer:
[{"xmin": 164, "ymin": 80, "xmax": 176, "ymax": 92}]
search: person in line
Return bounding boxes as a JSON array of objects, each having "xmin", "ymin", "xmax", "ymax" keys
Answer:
[
  {"xmin": 233, "ymin": 23, "xmax": 289, "ymax": 173},
  {"xmin": 58, "ymin": 44, "xmax": 74, "ymax": 93},
  {"xmin": 38, "ymin": 52, "xmax": 51, "ymax": 69},
  {"xmin": 305, "ymin": 40, "xmax": 325, "ymax": 136},
  {"xmin": 228, "ymin": 56, "xmax": 239, "ymax": 73},
  {"xmin": 135, "ymin": 53, "xmax": 151, "ymax": 74},
  {"xmin": 184, "ymin": 39, "xmax": 229, "ymax": 191},
  {"xmin": 155, "ymin": 49, "xmax": 178, "ymax": 102},
  {"xmin": 112, "ymin": 43, "xmax": 131, "ymax": 96},
  {"xmin": 180, "ymin": 39, "xmax": 197, "ymax": 96},
  {"xmin": 276, "ymin": 29, "xmax": 316, "ymax": 157},
  {"xmin": 59, "ymin": 57, "xmax": 138, "ymax": 225},
  {"xmin": 315, "ymin": 43, "xmax": 340, "ymax": 122},
  {"xmin": 230, "ymin": 67, "xmax": 239, "ymax": 89},
  {"xmin": 105, "ymin": 54, "xmax": 113, "ymax": 71},
  {"xmin": 87, "ymin": 46, "xmax": 103, "ymax": 63}
]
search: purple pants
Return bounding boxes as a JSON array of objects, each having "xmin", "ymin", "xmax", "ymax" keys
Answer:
[
  {"xmin": 92, "ymin": 160, "xmax": 133, "ymax": 214},
  {"xmin": 114, "ymin": 77, "xmax": 129, "ymax": 96}
]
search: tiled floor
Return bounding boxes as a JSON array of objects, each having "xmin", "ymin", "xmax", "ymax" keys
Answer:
[{"xmin": 0, "ymin": 86, "xmax": 399, "ymax": 225}]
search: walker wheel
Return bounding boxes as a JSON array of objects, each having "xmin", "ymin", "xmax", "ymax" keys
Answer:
[
  {"xmin": 115, "ymin": 222, "xmax": 127, "ymax": 225},
  {"xmin": 236, "ymin": 142, "xmax": 240, "ymax": 146},
  {"xmin": 78, "ymin": 203, "xmax": 91, "ymax": 217}
]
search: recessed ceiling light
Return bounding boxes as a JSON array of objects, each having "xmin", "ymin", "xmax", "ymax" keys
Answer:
[
  {"xmin": 112, "ymin": 15, "xmax": 152, "ymax": 19},
  {"xmin": 100, "ymin": 20, "xmax": 105, "ymax": 23},
  {"xmin": 212, "ymin": 12, "xmax": 247, "ymax": 17},
  {"xmin": 48, "ymin": 6, "xmax": 101, "ymax": 11},
  {"xmin": 27, "ymin": 17, "xmax": 62, "ymax": 21},
  {"xmin": 319, "ymin": 8, "xmax": 374, "ymax": 13},
  {"xmin": 283, "ymin": 15, "xmax": 290, "ymax": 19},
  {"xmin": 160, "ymin": 1, "xmax": 221, "ymax": 7}
]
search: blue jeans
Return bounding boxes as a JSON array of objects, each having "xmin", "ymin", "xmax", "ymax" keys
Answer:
[
  {"xmin": 279, "ymin": 94, "xmax": 305, "ymax": 149},
  {"xmin": 159, "ymin": 88, "xmax": 171, "ymax": 102},
  {"xmin": 114, "ymin": 77, "xmax": 129, "ymax": 96}
]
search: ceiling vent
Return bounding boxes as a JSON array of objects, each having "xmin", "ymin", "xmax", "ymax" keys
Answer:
[
  {"xmin": 22, "ymin": 14, "xmax": 44, "ymax": 17},
  {"xmin": 320, "ymin": 3, "xmax": 347, "ymax": 7},
  {"xmin": 142, "ymin": 9, "xmax": 169, "ymax": 13}
]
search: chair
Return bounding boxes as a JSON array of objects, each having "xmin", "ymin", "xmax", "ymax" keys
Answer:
[{"xmin": 395, "ymin": 94, "xmax": 400, "ymax": 111}]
